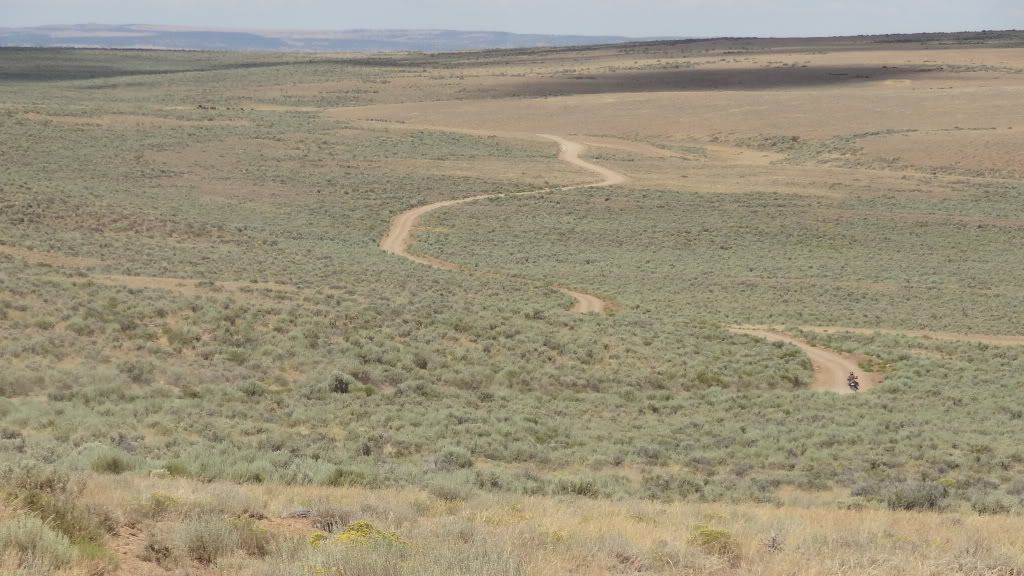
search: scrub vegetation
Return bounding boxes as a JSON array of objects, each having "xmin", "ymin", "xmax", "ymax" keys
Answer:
[{"xmin": 1, "ymin": 34, "xmax": 1023, "ymax": 574}]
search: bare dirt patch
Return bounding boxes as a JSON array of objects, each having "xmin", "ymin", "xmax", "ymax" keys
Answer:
[
  {"xmin": 0, "ymin": 244, "xmax": 102, "ymax": 268},
  {"xmin": 860, "ymin": 129, "xmax": 1024, "ymax": 178},
  {"xmin": 21, "ymin": 112, "xmax": 248, "ymax": 128}
]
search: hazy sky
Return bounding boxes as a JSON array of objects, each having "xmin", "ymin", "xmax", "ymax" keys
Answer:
[{"xmin": 4, "ymin": 0, "xmax": 1022, "ymax": 37}]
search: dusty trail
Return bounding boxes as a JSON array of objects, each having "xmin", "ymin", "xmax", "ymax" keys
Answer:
[
  {"xmin": 729, "ymin": 327, "xmax": 880, "ymax": 393},
  {"xmin": 380, "ymin": 133, "xmax": 624, "ymax": 313}
]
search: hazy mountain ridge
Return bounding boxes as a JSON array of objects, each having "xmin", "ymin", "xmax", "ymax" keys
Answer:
[{"xmin": 0, "ymin": 24, "xmax": 646, "ymax": 52}]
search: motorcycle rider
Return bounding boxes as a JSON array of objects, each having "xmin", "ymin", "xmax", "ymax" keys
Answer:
[{"xmin": 847, "ymin": 372, "xmax": 860, "ymax": 391}]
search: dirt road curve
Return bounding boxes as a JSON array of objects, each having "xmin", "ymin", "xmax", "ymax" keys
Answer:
[
  {"xmin": 729, "ymin": 327, "xmax": 880, "ymax": 393},
  {"xmin": 558, "ymin": 288, "xmax": 605, "ymax": 314},
  {"xmin": 380, "ymin": 133, "xmax": 626, "ymax": 313},
  {"xmin": 379, "ymin": 194, "xmax": 491, "ymax": 270},
  {"xmin": 538, "ymin": 134, "xmax": 628, "ymax": 187}
]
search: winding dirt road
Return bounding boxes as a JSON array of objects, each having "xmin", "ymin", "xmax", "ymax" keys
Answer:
[
  {"xmin": 375, "ymin": 130, "xmax": 890, "ymax": 389},
  {"xmin": 380, "ymin": 133, "xmax": 625, "ymax": 313},
  {"xmin": 729, "ymin": 327, "xmax": 880, "ymax": 393}
]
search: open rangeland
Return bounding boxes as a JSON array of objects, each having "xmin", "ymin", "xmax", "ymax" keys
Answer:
[{"xmin": 1, "ymin": 32, "xmax": 1024, "ymax": 574}]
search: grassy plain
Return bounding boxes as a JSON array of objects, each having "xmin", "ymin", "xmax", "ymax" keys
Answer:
[{"xmin": 1, "ymin": 33, "xmax": 1024, "ymax": 574}]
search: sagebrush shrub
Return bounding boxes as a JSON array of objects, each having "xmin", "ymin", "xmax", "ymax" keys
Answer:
[
  {"xmin": 427, "ymin": 473, "xmax": 476, "ymax": 502},
  {"xmin": 969, "ymin": 491, "xmax": 1017, "ymax": 515},
  {"xmin": 883, "ymin": 481, "xmax": 948, "ymax": 512},
  {"xmin": 177, "ymin": 516, "xmax": 272, "ymax": 565},
  {"xmin": 90, "ymin": 449, "xmax": 134, "ymax": 475},
  {"xmin": 434, "ymin": 447, "xmax": 473, "ymax": 471},
  {"xmin": 325, "ymin": 465, "xmax": 381, "ymax": 488},
  {"xmin": 0, "ymin": 516, "xmax": 75, "ymax": 570},
  {"xmin": 1, "ymin": 462, "xmax": 106, "ymax": 547},
  {"xmin": 117, "ymin": 358, "xmax": 155, "ymax": 385},
  {"xmin": 179, "ymin": 517, "xmax": 235, "ymax": 565},
  {"xmin": 329, "ymin": 373, "xmax": 358, "ymax": 394},
  {"xmin": 554, "ymin": 476, "xmax": 602, "ymax": 498}
]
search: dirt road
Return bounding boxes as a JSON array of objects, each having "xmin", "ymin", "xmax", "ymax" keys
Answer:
[
  {"xmin": 558, "ymin": 288, "xmax": 606, "ymax": 314},
  {"xmin": 538, "ymin": 133, "xmax": 628, "ymax": 187},
  {"xmin": 379, "ymin": 194, "xmax": 492, "ymax": 270},
  {"xmin": 729, "ymin": 327, "xmax": 880, "ymax": 393},
  {"xmin": 380, "ymin": 133, "xmax": 626, "ymax": 313}
]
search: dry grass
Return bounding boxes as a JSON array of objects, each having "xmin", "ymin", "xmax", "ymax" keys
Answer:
[{"xmin": 71, "ymin": 474, "xmax": 1024, "ymax": 576}]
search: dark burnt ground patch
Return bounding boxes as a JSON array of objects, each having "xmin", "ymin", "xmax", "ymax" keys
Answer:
[{"xmin": 475, "ymin": 65, "xmax": 943, "ymax": 98}]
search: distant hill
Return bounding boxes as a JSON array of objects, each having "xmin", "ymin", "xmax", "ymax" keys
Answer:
[{"xmin": 0, "ymin": 24, "xmax": 651, "ymax": 52}]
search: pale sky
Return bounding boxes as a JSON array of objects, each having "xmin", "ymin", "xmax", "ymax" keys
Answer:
[{"xmin": 3, "ymin": 0, "xmax": 1022, "ymax": 37}]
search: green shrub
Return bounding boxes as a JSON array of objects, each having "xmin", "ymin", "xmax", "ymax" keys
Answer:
[
  {"xmin": 0, "ymin": 515, "xmax": 75, "ymax": 570},
  {"xmin": 325, "ymin": 465, "xmax": 381, "ymax": 488},
  {"xmin": 882, "ymin": 481, "xmax": 948, "ymax": 512},
  {"xmin": 642, "ymin": 473, "xmax": 704, "ymax": 502},
  {"xmin": 117, "ymin": 358, "xmax": 155, "ymax": 385},
  {"xmin": 969, "ymin": 492, "xmax": 1017, "ymax": 515},
  {"xmin": 434, "ymin": 447, "xmax": 474, "ymax": 471},
  {"xmin": 90, "ymin": 449, "xmax": 134, "ymax": 475},
  {"xmin": 179, "ymin": 516, "xmax": 236, "ymax": 565},
  {"xmin": 163, "ymin": 460, "xmax": 190, "ymax": 477},
  {"xmin": 240, "ymin": 380, "xmax": 266, "ymax": 397},
  {"xmin": 0, "ymin": 462, "xmax": 71, "ymax": 495},
  {"xmin": 394, "ymin": 379, "xmax": 434, "ymax": 398},
  {"xmin": 474, "ymin": 469, "xmax": 505, "ymax": 491},
  {"xmin": 329, "ymin": 373, "xmax": 358, "ymax": 394},
  {"xmin": 554, "ymin": 476, "xmax": 602, "ymax": 498},
  {"xmin": 177, "ymin": 516, "xmax": 272, "ymax": 565}
]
